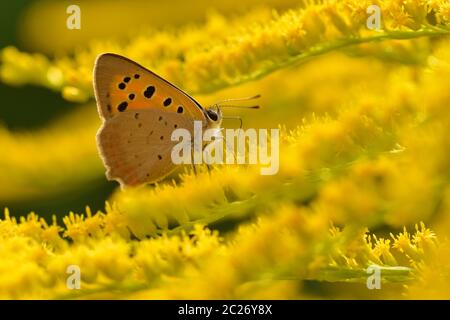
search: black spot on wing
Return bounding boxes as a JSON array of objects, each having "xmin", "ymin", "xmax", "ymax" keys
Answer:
[
  {"xmin": 144, "ymin": 86, "xmax": 155, "ymax": 98},
  {"xmin": 163, "ymin": 98, "xmax": 172, "ymax": 107},
  {"xmin": 118, "ymin": 102, "xmax": 128, "ymax": 112}
]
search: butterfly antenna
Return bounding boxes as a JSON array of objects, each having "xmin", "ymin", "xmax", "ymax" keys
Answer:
[
  {"xmin": 214, "ymin": 94, "xmax": 261, "ymax": 106},
  {"xmin": 219, "ymin": 105, "xmax": 260, "ymax": 109}
]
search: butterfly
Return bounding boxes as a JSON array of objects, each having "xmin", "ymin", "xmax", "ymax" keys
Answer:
[{"xmin": 93, "ymin": 53, "xmax": 224, "ymax": 187}]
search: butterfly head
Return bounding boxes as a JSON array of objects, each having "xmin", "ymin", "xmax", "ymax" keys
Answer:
[
  {"xmin": 204, "ymin": 105, "xmax": 223, "ymax": 127},
  {"xmin": 204, "ymin": 95, "xmax": 261, "ymax": 129}
]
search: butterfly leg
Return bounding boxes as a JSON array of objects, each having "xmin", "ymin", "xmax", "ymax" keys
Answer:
[
  {"xmin": 190, "ymin": 143, "xmax": 197, "ymax": 176},
  {"xmin": 219, "ymin": 128, "xmax": 238, "ymax": 163},
  {"xmin": 200, "ymin": 143, "xmax": 212, "ymax": 175}
]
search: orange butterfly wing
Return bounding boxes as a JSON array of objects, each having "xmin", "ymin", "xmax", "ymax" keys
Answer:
[{"xmin": 93, "ymin": 53, "xmax": 205, "ymax": 122}]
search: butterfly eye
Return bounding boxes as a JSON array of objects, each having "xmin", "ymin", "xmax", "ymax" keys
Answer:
[{"xmin": 206, "ymin": 109, "xmax": 218, "ymax": 121}]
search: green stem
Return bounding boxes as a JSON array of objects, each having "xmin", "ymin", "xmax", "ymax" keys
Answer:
[
  {"xmin": 309, "ymin": 265, "xmax": 413, "ymax": 283},
  {"xmin": 198, "ymin": 28, "xmax": 450, "ymax": 94}
]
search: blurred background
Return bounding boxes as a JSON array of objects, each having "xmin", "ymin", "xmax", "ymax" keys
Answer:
[{"xmin": 0, "ymin": 1, "xmax": 96, "ymax": 217}]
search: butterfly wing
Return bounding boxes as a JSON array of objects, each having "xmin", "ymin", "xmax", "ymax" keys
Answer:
[
  {"xmin": 97, "ymin": 109, "xmax": 194, "ymax": 186},
  {"xmin": 94, "ymin": 53, "xmax": 207, "ymax": 186},
  {"xmin": 93, "ymin": 53, "xmax": 205, "ymax": 122}
]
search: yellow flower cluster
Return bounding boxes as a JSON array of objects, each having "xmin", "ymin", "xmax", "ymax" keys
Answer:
[{"xmin": 0, "ymin": 204, "xmax": 444, "ymax": 299}]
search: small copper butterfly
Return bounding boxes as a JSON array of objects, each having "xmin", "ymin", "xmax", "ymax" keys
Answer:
[
  {"xmin": 93, "ymin": 53, "xmax": 224, "ymax": 186},
  {"xmin": 94, "ymin": 53, "xmax": 259, "ymax": 187}
]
